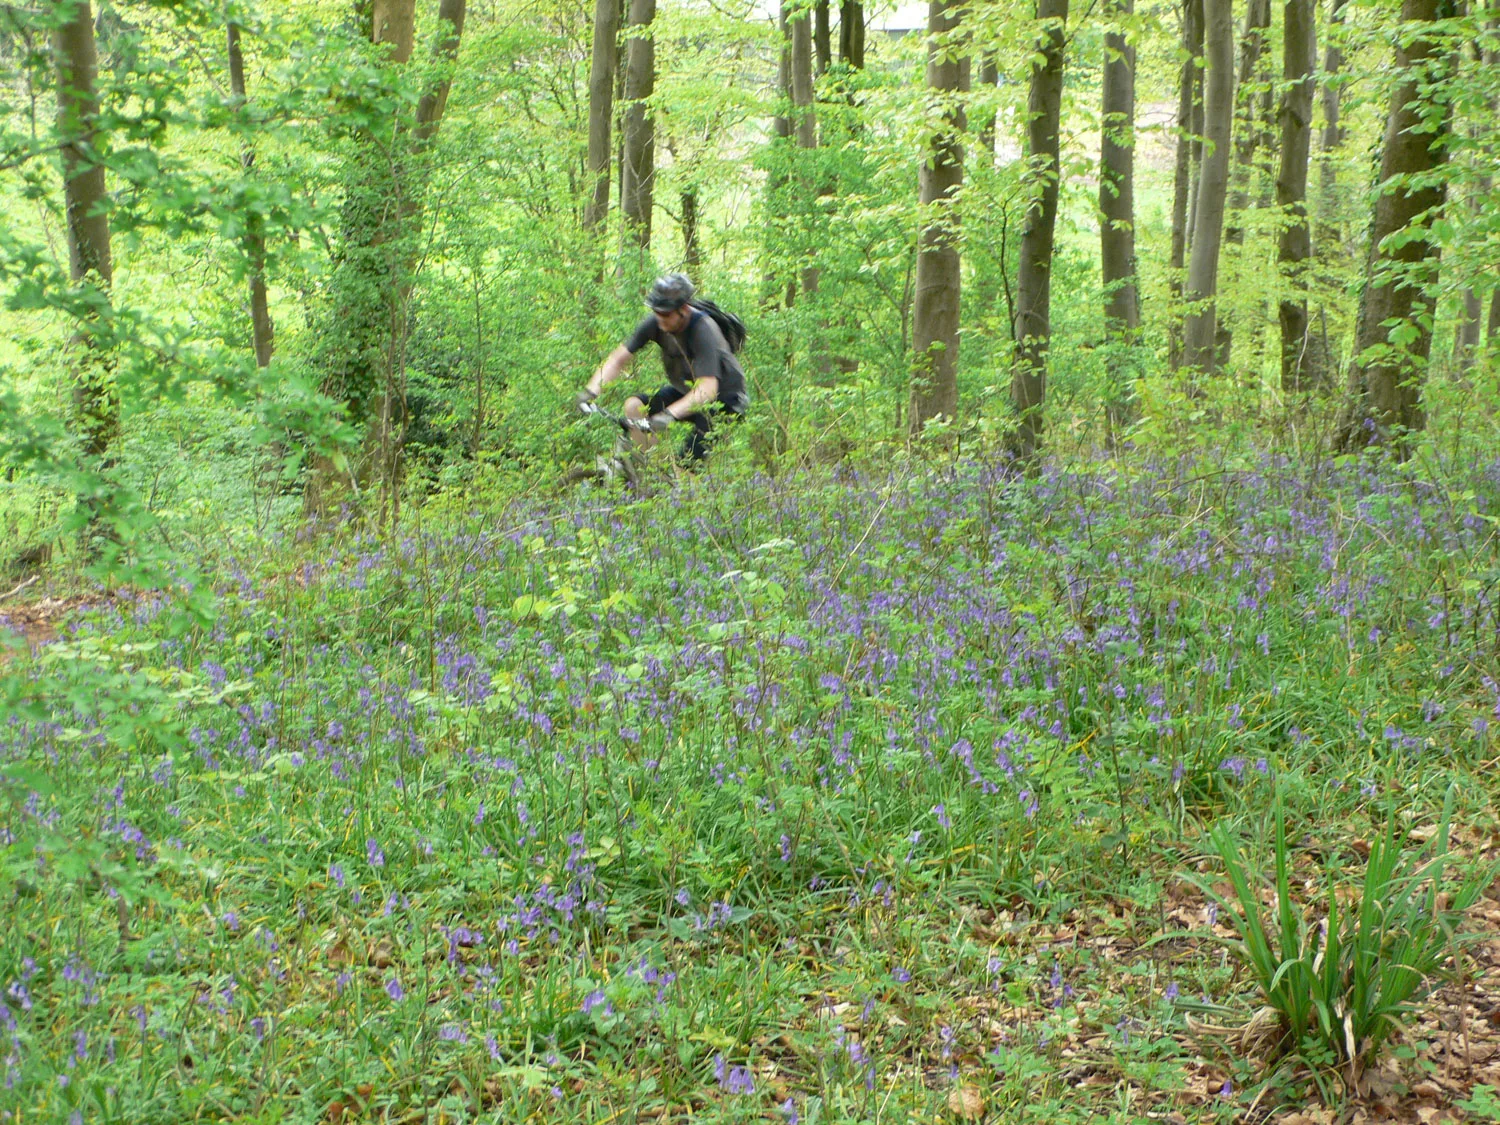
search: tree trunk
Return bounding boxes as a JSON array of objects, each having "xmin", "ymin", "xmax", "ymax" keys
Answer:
[
  {"xmin": 1333, "ymin": 0, "xmax": 1454, "ymax": 451},
  {"xmin": 1316, "ymin": 0, "xmax": 1347, "ymax": 253},
  {"xmin": 815, "ymin": 0, "xmax": 831, "ymax": 75},
  {"xmin": 1100, "ymin": 0, "xmax": 1138, "ymax": 431},
  {"xmin": 1007, "ymin": 0, "xmax": 1067, "ymax": 460},
  {"xmin": 372, "ymin": 0, "xmax": 417, "ymax": 60},
  {"xmin": 681, "ymin": 186, "xmax": 700, "ymax": 273},
  {"xmin": 1217, "ymin": 0, "xmax": 1270, "ymax": 365},
  {"xmin": 227, "ymin": 23, "xmax": 274, "ymax": 369},
  {"xmin": 977, "ymin": 54, "xmax": 999, "ymax": 157},
  {"xmin": 1168, "ymin": 0, "xmax": 1203, "ymax": 369},
  {"xmin": 53, "ymin": 0, "xmax": 116, "ymax": 462},
  {"xmin": 311, "ymin": 0, "xmax": 465, "ymax": 520},
  {"xmin": 1180, "ymin": 0, "xmax": 1233, "ymax": 374},
  {"xmin": 909, "ymin": 0, "xmax": 965, "ymax": 433},
  {"xmin": 791, "ymin": 0, "xmax": 818, "ymax": 299},
  {"xmin": 1276, "ymin": 0, "xmax": 1316, "ymax": 391},
  {"xmin": 621, "ymin": 0, "xmax": 656, "ymax": 256},
  {"xmin": 584, "ymin": 0, "xmax": 620, "ymax": 232},
  {"xmin": 839, "ymin": 0, "xmax": 864, "ymax": 68}
]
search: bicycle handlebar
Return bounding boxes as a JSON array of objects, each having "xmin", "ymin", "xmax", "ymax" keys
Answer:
[{"xmin": 579, "ymin": 401, "xmax": 651, "ymax": 432}]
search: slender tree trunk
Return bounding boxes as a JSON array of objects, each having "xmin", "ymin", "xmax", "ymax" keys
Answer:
[
  {"xmin": 227, "ymin": 23, "xmax": 274, "ymax": 369},
  {"xmin": 1316, "ymin": 0, "xmax": 1347, "ymax": 253},
  {"xmin": 1218, "ymin": 0, "xmax": 1270, "ymax": 365},
  {"xmin": 977, "ymin": 54, "xmax": 999, "ymax": 157},
  {"xmin": 53, "ymin": 0, "xmax": 116, "ymax": 462},
  {"xmin": 1276, "ymin": 0, "xmax": 1316, "ymax": 391},
  {"xmin": 839, "ymin": 0, "xmax": 864, "ymax": 68},
  {"xmin": 1455, "ymin": 23, "xmax": 1496, "ymax": 370},
  {"xmin": 621, "ymin": 0, "xmax": 656, "ymax": 257},
  {"xmin": 815, "ymin": 0, "xmax": 831, "ymax": 74},
  {"xmin": 1180, "ymin": 0, "xmax": 1233, "ymax": 374},
  {"xmin": 1168, "ymin": 0, "xmax": 1203, "ymax": 369},
  {"xmin": 910, "ymin": 0, "xmax": 965, "ymax": 432},
  {"xmin": 1007, "ymin": 0, "xmax": 1067, "ymax": 460},
  {"xmin": 791, "ymin": 0, "xmax": 818, "ymax": 300},
  {"xmin": 681, "ymin": 187, "xmax": 701, "ymax": 273},
  {"xmin": 1334, "ymin": 0, "xmax": 1454, "ymax": 451},
  {"xmin": 1100, "ymin": 0, "xmax": 1138, "ymax": 432},
  {"xmin": 584, "ymin": 0, "xmax": 620, "ymax": 232}
]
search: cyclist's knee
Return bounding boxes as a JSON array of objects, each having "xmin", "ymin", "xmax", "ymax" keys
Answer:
[{"xmin": 623, "ymin": 397, "xmax": 646, "ymax": 418}]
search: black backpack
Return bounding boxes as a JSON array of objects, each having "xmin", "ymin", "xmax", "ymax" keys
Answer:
[{"xmin": 689, "ymin": 299, "xmax": 747, "ymax": 354}]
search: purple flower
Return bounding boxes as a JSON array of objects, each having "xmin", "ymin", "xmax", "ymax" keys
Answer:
[
  {"xmin": 581, "ymin": 989, "xmax": 611, "ymax": 1016},
  {"xmin": 780, "ymin": 834, "xmax": 793, "ymax": 862},
  {"xmin": 1219, "ymin": 1078, "xmax": 1234, "ymax": 1098},
  {"xmin": 782, "ymin": 1098, "xmax": 799, "ymax": 1124},
  {"xmin": 385, "ymin": 977, "xmax": 404, "ymax": 1001},
  {"xmin": 487, "ymin": 1034, "xmax": 502, "ymax": 1061},
  {"xmin": 1164, "ymin": 982, "xmax": 1179, "ymax": 1002},
  {"xmin": 438, "ymin": 1024, "xmax": 468, "ymax": 1043},
  {"xmin": 932, "ymin": 804, "xmax": 952, "ymax": 831},
  {"xmin": 891, "ymin": 967, "xmax": 911, "ymax": 984},
  {"xmin": 367, "ymin": 839, "xmax": 385, "ymax": 868},
  {"xmin": 330, "ymin": 863, "xmax": 345, "ymax": 889},
  {"xmin": 713, "ymin": 1053, "xmax": 755, "ymax": 1094}
]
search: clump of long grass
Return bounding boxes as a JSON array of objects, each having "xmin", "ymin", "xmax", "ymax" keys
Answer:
[{"xmin": 1200, "ymin": 787, "xmax": 1487, "ymax": 1090}]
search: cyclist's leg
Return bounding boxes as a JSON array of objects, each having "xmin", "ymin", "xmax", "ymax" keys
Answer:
[
  {"xmin": 681, "ymin": 400, "xmax": 743, "ymax": 465},
  {"xmin": 622, "ymin": 394, "xmax": 652, "ymax": 450}
]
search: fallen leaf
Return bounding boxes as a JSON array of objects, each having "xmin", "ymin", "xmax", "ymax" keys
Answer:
[{"xmin": 947, "ymin": 1084, "xmax": 984, "ymax": 1120}]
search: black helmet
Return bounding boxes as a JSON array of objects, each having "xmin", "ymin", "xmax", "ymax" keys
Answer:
[{"xmin": 645, "ymin": 273, "xmax": 695, "ymax": 312}]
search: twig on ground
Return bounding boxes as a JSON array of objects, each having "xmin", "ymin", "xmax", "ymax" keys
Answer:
[{"xmin": 0, "ymin": 575, "xmax": 40, "ymax": 603}]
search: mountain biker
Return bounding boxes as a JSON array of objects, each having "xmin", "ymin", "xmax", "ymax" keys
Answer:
[{"xmin": 577, "ymin": 274, "xmax": 748, "ymax": 463}]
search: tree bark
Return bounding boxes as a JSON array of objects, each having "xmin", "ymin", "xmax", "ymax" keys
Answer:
[
  {"xmin": 681, "ymin": 187, "xmax": 700, "ymax": 273},
  {"xmin": 1333, "ymin": 0, "xmax": 1454, "ymax": 451},
  {"xmin": 977, "ymin": 54, "xmax": 999, "ymax": 157},
  {"xmin": 312, "ymin": 0, "xmax": 464, "ymax": 520},
  {"xmin": 227, "ymin": 23, "xmax": 274, "ymax": 369},
  {"xmin": 1217, "ymin": 0, "xmax": 1270, "ymax": 364},
  {"xmin": 53, "ymin": 0, "xmax": 116, "ymax": 461},
  {"xmin": 1007, "ymin": 0, "xmax": 1067, "ymax": 460},
  {"xmin": 1100, "ymin": 0, "xmax": 1138, "ymax": 430},
  {"xmin": 372, "ymin": 0, "xmax": 417, "ymax": 60},
  {"xmin": 909, "ymin": 0, "xmax": 965, "ymax": 433},
  {"xmin": 1316, "ymin": 0, "xmax": 1347, "ymax": 254},
  {"xmin": 584, "ymin": 0, "xmax": 620, "ymax": 232},
  {"xmin": 815, "ymin": 0, "xmax": 831, "ymax": 74},
  {"xmin": 621, "ymin": 0, "xmax": 656, "ymax": 256},
  {"xmin": 1168, "ymin": 0, "xmax": 1203, "ymax": 369},
  {"xmin": 838, "ymin": 0, "xmax": 864, "ymax": 68},
  {"xmin": 791, "ymin": 0, "xmax": 818, "ymax": 299},
  {"xmin": 1275, "ymin": 0, "xmax": 1316, "ymax": 391},
  {"xmin": 1180, "ymin": 0, "xmax": 1233, "ymax": 374}
]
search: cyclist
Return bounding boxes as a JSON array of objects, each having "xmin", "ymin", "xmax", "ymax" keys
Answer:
[{"xmin": 577, "ymin": 274, "xmax": 747, "ymax": 463}]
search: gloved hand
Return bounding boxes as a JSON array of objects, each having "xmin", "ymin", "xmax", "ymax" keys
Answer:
[
  {"xmin": 576, "ymin": 389, "xmax": 598, "ymax": 414},
  {"xmin": 648, "ymin": 411, "xmax": 673, "ymax": 434}
]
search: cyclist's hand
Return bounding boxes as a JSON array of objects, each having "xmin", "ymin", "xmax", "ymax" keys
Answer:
[
  {"xmin": 576, "ymin": 389, "xmax": 598, "ymax": 414},
  {"xmin": 648, "ymin": 412, "xmax": 673, "ymax": 434}
]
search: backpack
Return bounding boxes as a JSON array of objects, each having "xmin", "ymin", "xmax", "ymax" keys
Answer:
[{"xmin": 689, "ymin": 298, "xmax": 747, "ymax": 354}]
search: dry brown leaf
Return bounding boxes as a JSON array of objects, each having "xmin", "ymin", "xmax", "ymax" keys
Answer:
[
  {"xmin": 946, "ymin": 1084, "xmax": 984, "ymax": 1120},
  {"xmin": 369, "ymin": 937, "xmax": 394, "ymax": 969}
]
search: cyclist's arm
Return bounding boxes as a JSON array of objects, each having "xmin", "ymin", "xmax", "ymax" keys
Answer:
[
  {"xmin": 666, "ymin": 376, "xmax": 718, "ymax": 418},
  {"xmin": 587, "ymin": 346, "xmax": 633, "ymax": 396}
]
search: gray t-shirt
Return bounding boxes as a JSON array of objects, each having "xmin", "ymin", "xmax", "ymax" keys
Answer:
[{"xmin": 625, "ymin": 311, "xmax": 747, "ymax": 409}]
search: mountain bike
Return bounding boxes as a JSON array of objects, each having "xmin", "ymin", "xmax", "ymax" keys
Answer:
[{"xmin": 564, "ymin": 401, "xmax": 652, "ymax": 488}]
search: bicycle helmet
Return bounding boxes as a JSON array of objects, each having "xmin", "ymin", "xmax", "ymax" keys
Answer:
[{"xmin": 645, "ymin": 273, "xmax": 695, "ymax": 312}]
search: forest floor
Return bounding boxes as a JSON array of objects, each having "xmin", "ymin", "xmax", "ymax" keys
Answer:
[{"xmin": 3, "ymin": 452, "xmax": 1500, "ymax": 1124}]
